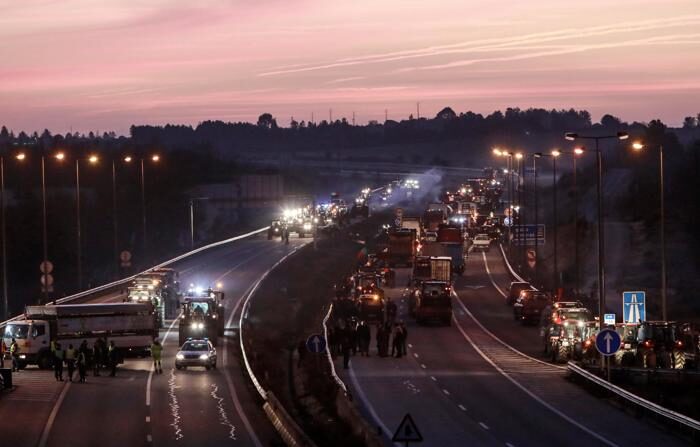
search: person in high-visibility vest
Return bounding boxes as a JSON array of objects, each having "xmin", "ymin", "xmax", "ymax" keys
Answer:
[
  {"xmin": 10, "ymin": 338, "xmax": 20, "ymax": 372},
  {"xmin": 151, "ymin": 338, "xmax": 163, "ymax": 374}
]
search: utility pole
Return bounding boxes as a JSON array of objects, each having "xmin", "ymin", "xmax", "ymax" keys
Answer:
[
  {"xmin": 385, "ymin": 109, "xmax": 388, "ymax": 122},
  {"xmin": 352, "ymin": 111, "xmax": 356, "ymax": 126},
  {"xmin": 329, "ymin": 109, "xmax": 333, "ymax": 123},
  {"xmin": 417, "ymin": 102, "xmax": 420, "ymax": 119}
]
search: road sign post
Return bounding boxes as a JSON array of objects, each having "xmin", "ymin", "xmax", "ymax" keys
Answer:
[
  {"xmin": 392, "ymin": 413, "xmax": 423, "ymax": 446},
  {"xmin": 306, "ymin": 334, "xmax": 326, "ymax": 354},
  {"xmin": 595, "ymin": 328, "xmax": 621, "ymax": 382},
  {"xmin": 622, "ymin": 291, "xmax": 646, "ymax": 323}
]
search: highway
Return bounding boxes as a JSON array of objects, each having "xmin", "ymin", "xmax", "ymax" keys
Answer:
[
  {"xmin": 0, "ymin": 235, "xmax": 306, "ymax": 447},
  {"xmin": 343, "ymin": 247, "xmax": 688, "ymax": 447}
]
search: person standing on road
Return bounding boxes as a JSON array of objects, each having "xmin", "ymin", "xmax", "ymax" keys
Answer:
[
  {"xmin": 9, "ymin": 338, "xmax": 20, "ymax": 371},
  {"xmin": 108, "ymin": 341, "xmax": 118, "ymax": 377},
  {"xmin": 54, "ymin": 343, "xmax": 65, "ymax": 381},
  {"xmin": 357, "ymin": 321, "xmax": 370, "ymax": 357},
  {"xmin": 0, "ymin": 339, "xmax": 6, "ymax": 368},
  {"xmin": 77, "ymin": 348, "xmax": 87, "ymax": 383},
  {"xmin": 392, "ymin": 324, "xmax": 403, "ymax": 358},
  {"xmin": 151, "ymin": 338, "xmax": 163, "ymax": 374},
  {"xmin": 92, "ymin": 339, "xmax": 102, "ymax": 376},
  {"xmin": 65, "ymin": 344, "xmax": 76, "ymax": 382},
  {"xmin": 399, "ymin": 322, "xmax": 408, "ymax": 357}
]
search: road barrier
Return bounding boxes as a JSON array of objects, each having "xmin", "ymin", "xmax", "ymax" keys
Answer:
[
  {"xmin": 567, "ymin": 361, "xmax": 700, "ymax": 436},
  {"xmin": 0, "ymin": 227, "xmax": 270, "ymax": 328},
  {"xmin": 322, "ymin": 304, "xmax": 348, "ymax": 395},
  {"xmin": 498, "ymin": 243, "xmax": 527, "ymax": 283},
  {"xmin": 236, "ymin": 242, "xmax": 319, "ymax": 447}
]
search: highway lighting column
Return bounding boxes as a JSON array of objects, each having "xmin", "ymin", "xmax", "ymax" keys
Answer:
[
  {"xmin": 565, "ymin": 132, "xmax": 628, "ymax": 331},
  {"xmin": 75, "ymin": 159, "xmax": 82, "ymax": 289},
  {"xmin": 572, "ymin": 147, "xmax": 584, "ymax": 298},
  {"xmin": 552, "ymin": 150, "xmax": 560, "ymax": 291},
  {"xmin": 111, "ymin": 160, "xmax": 119, "ymax": 279},
  {"xmin": 140, "ymin": 157, "xmax": 147, "ymax": 255},
  {"xmin": 0, "ymin": 156, "xmax": 6, "ymax": 319},
  {"xmin": 41, "ymin": 154, "xmax": 49, "ymax": 304},
  {"xmin": 632, "ymin": 142, "xmax": 667, "ymax": 320},
  {"xmin": 532, "ymin": 154, "xmax": 539, "ymax": 284}
]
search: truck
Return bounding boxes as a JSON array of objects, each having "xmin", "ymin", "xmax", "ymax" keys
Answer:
[
  {"xmin": 409, "ymin": 281, "xmax": 453, "ymax": 326},
  {"xmin": 387, "ymin": 229, "xmax": 416, "ymax": 266},
  {"xmin": 420, "ymin": 239, "xmax": 464, "ymax": 276},
  {"xmin": 411, "ymin": 256, "xmax": 452, "ymax": 286},
  {"xmin": 2, "ymin": 303, "xmax": 157, "ymax": 370},
  {"xmin": 178, "ymin": 287, "xmax": 226, "ymax": 346},
  {"xmin": 401, "ymin": 217, "xmax": 422, "ymax": 239},
  {"xmin": 423, "ymin": 210, "xmax": 447, "ymax": 232}
]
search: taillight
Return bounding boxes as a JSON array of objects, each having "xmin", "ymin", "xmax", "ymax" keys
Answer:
[
  {"xmin": 676, "ymin": 340, "xmax": 684, "ymax": 348},
  {"xmin": 584, "ymin": 340, "xmax": 592, "ymax": 347},
  {"xmin": 644, "ymin": 340, "xmax": 654, "ymax": 348}
]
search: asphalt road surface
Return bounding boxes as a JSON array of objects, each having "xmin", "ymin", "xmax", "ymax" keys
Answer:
[
  {"xmin": 341, "ymin": 247, "xmax": 688, "ymax": 447},
  {"xmin": 0, "ymin": 235, "xmax": 306, "ymax": 447}
]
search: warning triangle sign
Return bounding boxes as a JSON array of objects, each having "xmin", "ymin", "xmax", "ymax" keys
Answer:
[{"xmin": 392, "ymin": 413, "xmax": 423, "ymax": 443}]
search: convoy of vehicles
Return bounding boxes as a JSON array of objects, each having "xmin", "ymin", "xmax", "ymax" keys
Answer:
[{"xmin": 2, "ymin": 303, "xmax": 157, "ymax": 369}]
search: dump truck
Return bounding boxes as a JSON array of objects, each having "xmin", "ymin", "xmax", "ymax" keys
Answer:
[
  {"xmin": 387, "ymin": 229, "xmax": 416, "ymax": 266},
  {"xmin": 2, "ymin": 303, "xmax": 157, "ymax": 369}
]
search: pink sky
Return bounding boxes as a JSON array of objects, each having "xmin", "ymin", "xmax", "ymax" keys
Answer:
[{"xmin": 1, "ymin": 0, "xmax": 699, "ymax": 134}]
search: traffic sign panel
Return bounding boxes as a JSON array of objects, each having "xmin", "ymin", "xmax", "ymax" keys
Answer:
[
  {"xmin": 306, "ymin": 334, "xmax": 326, "ymax": 353},
  {"xmin": 595, "ymin": 329, "xmax": 621, "ymax": 356},
  {"xmin": 604, "ymin": 314, "xmax": 616, "ymax": 325},
  {"xmin": 392, "ymin": 413, "xmax": 423, "ymax": 444},
  {"xmin": 512, "ymin": 224, "xmax": 545, "ymax": 246},
  {"xmin": 623, "ymin": 291, "xmax": 645, "ymax": 323},
  {"xmin": 40, "ymin": 260, "xmax": 54, "ymax": 274}
]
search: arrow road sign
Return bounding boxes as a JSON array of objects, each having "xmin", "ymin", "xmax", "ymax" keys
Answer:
[
  {"xmin": 392, "ymin": 413, "xmax": 423, "ymax": 444},
  {"xmin": 595, "ymin": 329, "xmax": 621, "ymax": 356},
  {"xmin": 623, "ymin": 291, "xmax": 646, "ymax": 324},
  {"xmin": 305, "ymin": 334, "xmax": 327, "ymax": 353}
]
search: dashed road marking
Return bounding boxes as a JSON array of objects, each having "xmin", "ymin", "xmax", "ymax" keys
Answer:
[
  {"xmin": 146, "ymin": 434, "xmax": 153, "ymax": 443},
  {"xmin": 408, "ymin": 343, "xmax": 413, "ymax": 348},
  {"xmin": 430, "ymin": 375, "xmax": 437, "ymax": 382},
  {"xmin": 146, "ymin": 416, "xmax": 151, "ymax": 423},
  {"xmin": 506, "ymin": 443, "xmax": 515, "ymax": 447},
  {"xmin": 420, "ymin": 363, "xmax": 427, "ymax": 369},
  {"xmin": 442, "ymin": 389, "xmax": 450, "ymax": 396},
  {"xmin": 458, "ymin": 404, "xmax": 467, "ymax": 411},
  {"xmin": 413, "ymin": 353, "xmax": 419, "ymax": 358},
  {"xmin": 479, "ymin": 422, "xmax": 489, "ymax": 430}
]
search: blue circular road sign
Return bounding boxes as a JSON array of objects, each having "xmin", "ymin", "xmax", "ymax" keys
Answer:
[
  {"xmin": 306, "ymin": 334, "xmax": 327, "ymax": 353},
  {"xmin": 595, "ymin": 328, "xmax": 621, "ymax": 356}
]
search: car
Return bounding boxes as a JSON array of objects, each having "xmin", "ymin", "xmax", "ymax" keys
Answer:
[
  {"xmin": 175, "ymin": 339, "xmax": 217, "ymax": 370},
  {"xmin": 472, "ymin": 233, "xmax": 491, "ymax": 251},
  {"xmin": 506, "ymin": 281, "xmax": 532, "ymax": 305},
  {"xmin": 514, "ymin": 290, "xmax": 551, "ymax": 325}
]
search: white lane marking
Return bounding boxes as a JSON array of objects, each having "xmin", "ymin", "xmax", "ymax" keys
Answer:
[
  {"xmin": 420, "ymin": 364, "xmax": 427, "ymax": 369},
  {"xmin": 451, "ymin": 314, "xmax": 619, "ymax": 447},
  {"xmin": 214, "ymin": 245, "xmax": 277, "ymax": 283},
  {"xmin": 146, "ymin": 434, "xmax": 153, "ymax": 443},
  {"xmin": 442, "ymin": 389, "xmax": 450, "ymax": 396},
  {"xmin": 146, "ymin": 416, "xmax": 151, "ymax": 423},
  {"xmin": 430, "ymin": 375, "xmax": 437, "ymax": 382},
  {"xmin": 38, "ymin": 382, "xmax": 71, "ymax": 447},
  {"xmin": 413, "ymin": 353, "xmax": 419, "ymax": 359},
  {"xmin": 408, "ymin": 343, "xmax": 413, "ymax": 348},
  {"xmin": 458, "ymin": 404, "xmax": 467, "ymax": 411},
  {"xmin": 348, "ymin": 365, "xmax": 400, "ymax": 446},
  {"xmin": 454, "ymin": 253, "xmax": 565, "ymax": 371},
  {"xmin": 210, "ymin": 383, "xmax": 237, "ymax": 440},
  {"xmin": 146, "ymin": 316, "xmax": 180, "ymax": 407},
  {"xmin": 167, "ymin": 368, "xmax": 183, "ymax": 440},
  {"xmin": 479, "ymin": 422, "xmax": 489, "ymax": 430},
  {"xmin": 222, "ymin": 337, "xmax": 263, "ymax": 447},
  {"xmin": 506, "ymin": 443, "xmax": 515, "ymax": 447}
]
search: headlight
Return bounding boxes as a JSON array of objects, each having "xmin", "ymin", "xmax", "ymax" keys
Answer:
[
  {"xmin": 176, "ymin": 354, "xmax": 184, "ymax": 360},
  {"xmin": 199, "ymin": 354, "xmax": 209, "ymax": 360},
  {"xmin": 19, "ymin": 354, "xmax": 27, "ymax": 359},
  {"xmin": 303, "ymin": 223, "xmax": 312, "ymax": 230},
  {"xmin": 198, "ymin": 323, "xmax": 204, "ymax": 329}
]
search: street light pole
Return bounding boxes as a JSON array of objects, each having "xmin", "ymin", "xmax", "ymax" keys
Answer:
[
  {"xmin": 565, "ymin": 132, "xmax": 628, "ymax": 331},
  {"xmin": 140, "ymin": 157, "xmax": 147, "ymax": 255},
  {"xmin": 41, "ymin": 155, "xmax": 49, "ymax": 304},
  {"xmin": 0, "ymin": 156, "xmax": 7, "ymax": 319},
  {"xmin": 75, "ymin": 159, "xmax": 82, "ymax": 289},
  {"xmin": 659, "ymin": 145, "xmax": 667, "ymax": 320},
  {"xmin": 552, "ymin": 153, "xmax": 558, "ymax": 292},
  {"xmin": 533, "ymin": 155, "xmax": 539, "ymax": 285},
  {"xmin": 112, "ymin": 160, "xmax": 119, "ymax": 279},
  {"xmin": 573, "ymin": 154, "xmax": 579, "ymax": 298}
]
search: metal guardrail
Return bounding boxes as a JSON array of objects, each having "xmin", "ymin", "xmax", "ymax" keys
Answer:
[
  {"xmin": 238, "ymin": 242, "xmax": 309, "ymax": 401},
  {"xmin": 498, "ymin": 243, "xmax": 527, "ymax": 284},
  {"xmin": 322, "ymin": 303, "xmax": 348, "ymax": 395},
  {"xmin": 567, "ymin": 361, "xmax": 700, "ymax": 433},
  {"xmin": 1, "ymin": 227, "xmax": 270, "ymax": 327}
]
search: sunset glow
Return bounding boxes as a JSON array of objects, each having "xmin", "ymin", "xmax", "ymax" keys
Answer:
[{"xmin": 2, "ymin": 0, "xmax": 699, "ymax": 133}]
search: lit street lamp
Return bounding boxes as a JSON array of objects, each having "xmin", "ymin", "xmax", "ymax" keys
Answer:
[
  {"xmin": 564, "ymin": 131, "xmax": 629, "ymax": 331},
  {"xmin": 631, "ymin": 141, "xmax": 667, "ymax": 320},
  {"xmin": 124, "ymin": 154, "xmax": 160, "ymax": 259}
]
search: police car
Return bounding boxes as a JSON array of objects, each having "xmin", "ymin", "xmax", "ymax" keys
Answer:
[{"xmin": 175, "ymin": 338, "xmax": 217, "ymax": 370}]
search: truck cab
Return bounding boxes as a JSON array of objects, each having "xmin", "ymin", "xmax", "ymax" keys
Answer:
[{"xmin": 410, "ymin": 281, "xmax": 452, "ymax": 326}]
